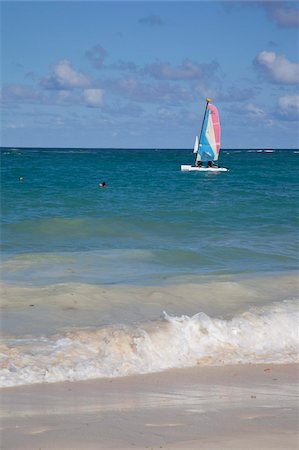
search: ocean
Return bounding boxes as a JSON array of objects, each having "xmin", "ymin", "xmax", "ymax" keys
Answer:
[{"xmin": 1, "ymin": 147, "xmax": 298, "ymax": 387}]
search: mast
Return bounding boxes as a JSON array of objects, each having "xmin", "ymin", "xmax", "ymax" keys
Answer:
[{"xmin": 195, "ymin": 97, "xmax": 211, "ymax": 165}]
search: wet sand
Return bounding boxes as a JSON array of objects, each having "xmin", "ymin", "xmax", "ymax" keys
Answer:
[{"xmin": 1, "ymin": 363, "xmax": 298, "ymax": 449}]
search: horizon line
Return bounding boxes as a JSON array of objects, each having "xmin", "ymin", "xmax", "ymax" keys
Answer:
[{"xmin": 1, "ymin": 146, "xmax": 297, "ymax": 151}]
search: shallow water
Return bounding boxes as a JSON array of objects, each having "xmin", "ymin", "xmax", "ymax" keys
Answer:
[{"xmin": 1, "ymin": 148, "xmax": 298, "ymax": 285}]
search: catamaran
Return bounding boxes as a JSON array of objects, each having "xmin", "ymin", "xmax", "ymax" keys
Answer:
[{"xmin": 181, "ymin": 98, "xmax": 228, "ymax": 172}]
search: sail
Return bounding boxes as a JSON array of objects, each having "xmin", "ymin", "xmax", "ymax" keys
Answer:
[
  {"xmin": 196, "ymin": 103, "xmax": 221, "ymax": 162},
  {"xmin": 193, "ymin": 136, "xmax": 199, "ymax": 153}
]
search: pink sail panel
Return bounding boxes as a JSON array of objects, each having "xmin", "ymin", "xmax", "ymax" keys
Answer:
[{"xmin": 208, "ymin": 104, "xmax": 221, "ymax": 156}]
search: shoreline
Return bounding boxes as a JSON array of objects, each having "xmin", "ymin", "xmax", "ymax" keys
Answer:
[
  {"xmin": 1, "ymin": 363, "xmax": 298, "ymax": 449},
  {"xmin": 1, "ymin": 271, "xmax": 298, "ymax": 448}
]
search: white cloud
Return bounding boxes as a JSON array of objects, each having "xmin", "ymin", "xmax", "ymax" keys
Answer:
[
  {"xmin": 254, "ymin": 51, "xmax": 299, "ymax": 85},
  {"xmin": 41, "ymin": 60, "xmax": 91, "ymax": 89},
  {"xmin": 83, "ymin": 89, "xmax": 104, "ymax": 107},
  {"xmin": 265, "ymin": 4, "xmax": 299, "ymax": 28},
  {"xmin": 1, "ymin": 84, "xmax": 44, "ymax": 104},
  {"xmin": 277, "ymin": 95, "xmax": 299, "ymax": 120},
  {"xmin": 278, "ymin": 95, "xmax": 299, "ymax": 110}
]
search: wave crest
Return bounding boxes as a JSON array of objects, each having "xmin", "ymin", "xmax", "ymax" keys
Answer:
[{"xmin": 1, "ymin": 300, "xmax": 298, "ymax": 387}]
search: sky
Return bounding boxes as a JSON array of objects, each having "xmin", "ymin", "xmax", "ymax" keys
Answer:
[{"xmin": 1, "ymin": 0, "xmax": 299, "ymax": 149}]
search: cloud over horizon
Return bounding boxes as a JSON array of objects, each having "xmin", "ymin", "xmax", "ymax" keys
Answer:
[
  {"xmin": 254, "ymin": 51, "xmax": 299, "ymax": 85},
  {"xmin": 83, "ymin": 88, "xmax": 104, "ymax": 107},
  {"xmin": 277, "ymin": 94, "xmax": 299, "ymax": 120},
  {"xmin": 41, "ymin": 60, "xmax": 91, "ymax": 90},
  {"xmin": 1, "ymin": 84, "xmax": 44, "ymax": 105}
]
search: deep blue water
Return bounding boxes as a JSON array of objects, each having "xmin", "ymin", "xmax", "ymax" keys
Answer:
[{"xmin": 1, "ymin": 148, "xmax": 298, "ymax": 285}]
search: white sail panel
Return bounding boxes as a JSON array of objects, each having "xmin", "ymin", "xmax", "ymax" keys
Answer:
[
  {"xmin": 205, "ymin": 114, "xmax": 217, "ymax": 155},
  {"xmin": 193, "ymin": 136, "xmax": 199, "ymax": 153}
]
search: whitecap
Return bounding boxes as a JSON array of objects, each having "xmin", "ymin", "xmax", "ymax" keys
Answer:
[{"xmin": 0, "ymin": 299, "xmax": 298, "ymax": 387}]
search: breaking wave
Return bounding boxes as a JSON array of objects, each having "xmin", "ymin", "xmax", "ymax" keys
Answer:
[{"xmin": 0, "ymin": 300, "xmax": 298, "ymax": 387}]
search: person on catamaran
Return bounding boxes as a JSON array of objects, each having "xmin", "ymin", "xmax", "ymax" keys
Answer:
[
  {"xmin": 196, "ymin": 161, "xmax": 202, "ymax": 167},
  {"xmin": 208, "ymin": 161, "xmax": 218, "ymax": 168}
]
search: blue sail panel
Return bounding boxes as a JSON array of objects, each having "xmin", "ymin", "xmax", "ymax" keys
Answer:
[
  {"xmin": 198, "ymin": 109, "xmax": 216, "ymax": 161},
  {"xmin": 198, "ymin": 143, "xmax": 215, "ymax": 161}
]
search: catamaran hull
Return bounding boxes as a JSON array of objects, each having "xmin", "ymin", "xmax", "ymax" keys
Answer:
[{"xmin": 181, "ymin": 165, "xmax": 229, "ymax": 172}]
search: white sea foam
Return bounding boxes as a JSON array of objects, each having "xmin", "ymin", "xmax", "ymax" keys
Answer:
[{"xmin": 0, "ymin": 300, "xmax": 298, "ymax": 387}]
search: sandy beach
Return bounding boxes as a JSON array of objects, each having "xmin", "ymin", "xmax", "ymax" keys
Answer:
[
  {"xmin": 1, "ymin": 363, "xmax": 298, "ymax": 449},
  {"xmin": 1, "ymin": 276, "xmax": 298, "ymax": 448}
]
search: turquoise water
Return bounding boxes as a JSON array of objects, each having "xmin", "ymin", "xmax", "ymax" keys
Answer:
[
  {"xmin": 1, "ymin": 148, "xmax": 298, "ymax": 285},
  {"xmin": 1, "ymin": 147, "xmax": 298, "ymax": 387}
]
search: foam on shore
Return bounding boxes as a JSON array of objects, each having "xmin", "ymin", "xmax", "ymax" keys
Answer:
[{"xmin": 1, "ymin": 299, "xmax": 298, "ymax": 387}]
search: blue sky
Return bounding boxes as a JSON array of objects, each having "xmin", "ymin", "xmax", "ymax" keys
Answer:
[{"xmin": 1, "ymin": 1, "xmax": 299, "ymax": 149}]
